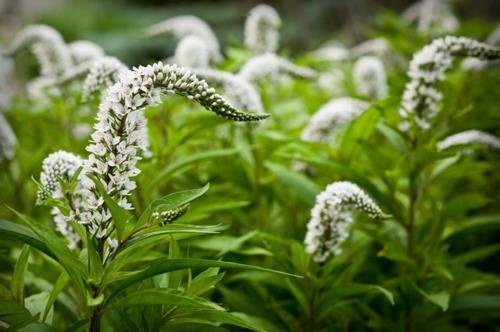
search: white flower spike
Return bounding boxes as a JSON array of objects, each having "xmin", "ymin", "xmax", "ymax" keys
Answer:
[
  {"xmin": 7, "ymin": 24, "xmax": 73, "ymax": 78},
  {"xmin": 437, "ymin": 130, "xmax": 500, "ymax": 151},
  {"xmin": 145, "ymin": 15, "xmax": 222, "ymax": 63},
  {"xmin": 0, "ymin": 113, "xmax": 17, "ymax": 162},
  {"xmin": 80, "ymin": 62, "xmax": 268, "ymax": 238},
  {"xmin": 301, "ymin": 98, "xmax": 368, "ymax": 144},
  {"xmin": 173, "ymin": 35, "xmax": 211, "ymax": 69},
  {"xmin": 305, "ymin": 181, "xmax": 384, "ymax": 263},
  {"xmin": 37, "ymin": 151, "xmax": 84, "ymax": 249},
  {"xmin": 244, "ymin": 4, "xmax": 281, "ymax": 54},
  {"xmin": 399, "ymin": 36, "xmax": 500, "ymax": 131},
  {"xmin": 238, "ymin": 53, "xmax": 316, "ymax": 84},
  {"xmin": 68, "ymin": 40, "xmax": 105, "ymax": 65},
  {"xmin": 353, "ymin": 56, "xmax": 388, "ymax": 100}
]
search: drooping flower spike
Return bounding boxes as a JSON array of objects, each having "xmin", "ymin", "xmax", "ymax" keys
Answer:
[
  {"xmin": 79, "ymin": 62, "xmax": 268, "ymax": 239},
  {"xmin": 173, "ymin": 35, "xmax": 211, "ymax": 69},
  {"xmin": 238, "ymin": 53, "xmax": 316, "ymax": 85},
  {"xmin": 350, "ymin": 38, "xmax": 391, "ymax": 58},
  {"xmin": 399, "ymin": 36, "xmax": 500, "ymax": 131},
  {"xmin": 462, "ymin": 25, "xmax": 500, "ymax": 71},
  {"xmin": 244, "ymin": 4, "xmax": 281, "ymax": 54},
  {"xmin": 403, "ymin": 0, "xmax": 459, "ymax": 35},
  {"xmin": 305, "ymin": 181, "xmax": 385, "ymax": 263},
  {"xmin": 7, "ymin": 24, "xmax": 73, "ymax": 78},
  {"xmin": 145, "ymin": 15, "xmax": 222, "ymax": 63},
  {"xmin": 0, "ymin": 47, "xmax": 13, "ymax": 109},
  {"xmin": 191, "ymin": 68, "xmax": 264, "ymax": 114},
  {"xmin": 353, "ymin": 56, "xmax": 388, "ymax": 100},
  {"xmin": 308, "ymin": 44, "xmax": 350, "ymax": 63},
  {"xmin": 301, "ymin": 97, "xmax": 368, "ymax": 144},
  {"xmin": 437, "ymin": 130, "xmax": 500, "ymax": 151},
  {"xmin": 0, "ymin": 113, "xmax": 17, "ymax": 162},
  {"xmin": 68, "ymin": 40, "xmax": 105, "ymax": 65},
  {"xmin": 37, "ymin": 151, "xmax": 84, "ymax": 249}
]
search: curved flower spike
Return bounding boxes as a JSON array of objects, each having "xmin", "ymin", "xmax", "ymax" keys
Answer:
[
  {"xmin": 145, "ymin": 15, "xmax": 221, "ymax": 63},
  {"xmin": 7, "ymin": 24, "xmax": 73, "ymax": 78},
  {"xmin": 238, "ymin": 53, "xmax": 316, "ymax": 84},
  {"xmin": 191, "ymin": 68, "xmax": 264, "ymax": 113},
  {"xmin": 437, "ymin": 130, "xmax": 500, "ymax": 151},
  {"xmin": 244, "ymin": 4, "xmax": 281, "ymax": 54},
  {"xmin": 305, "ymin": 181, "xmax": 385, "ymax": 263},
  {"xmin": 399, "ymin": 36, "xmax": 500, "ymax": 131},
  {"xmin": 301, "ymin": 98, "xmax": 368, "ymax": 144},
  {"xmin": 68, "ymin": 40, "xmax": 105, "ymax": 65},
  {"xmin": 37, "ymin": 151, "xmax": 84, "ymax": 249},
  {"xmin": 309, "ymin": 44, "xmax": 350, "ymax": 63},
  {"xmin": 350, "ymin": 38, "xmax": 391, "ymax": 58},
  {"xmin": 174, "ymin": 35, "xmax": 211, "ymax": 69},
  {"xmin": 80, "ymin": 62, "xmax": 268, "ymax": 238},
  {"xmin": 0, "ymin": 113, "xmax": 16, "ymax": 162},
  {"xmin": 353, "ymin": 56, "xmax": 388, "ymax": 100},
  {"xmin": 462, "ymin": 26, "xmax": 500, "ymax": 71}
]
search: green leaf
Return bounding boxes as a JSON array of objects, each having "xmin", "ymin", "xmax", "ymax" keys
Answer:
[
  {"xmin": 18, "ymin": 323, "xmax": 58, "ymax": 332},
  {"xmin": 450, "ymin": 295, "xmax": 500, "ymax": 311},
  {"xmin": 11, "ymin": 244, "xmax": 30, "ymax": 305},
  {"xmin": 85, "ymin": 233, "xmax": 103, "ymax": 283},
  {"xmin": 264, "ymin": 161, "xmax": 319, "ymax": 204},
  {"xmin": 43, "ymin": 272, "xmax": 69, "ymax": 323},
  {"xmin": 443, "ymin": 214, "xmax": 500, "ymax": 240},
  {"xmin": 188, "ymin": 268, "xmax": 225, "ymax": 296},
  {"xmin": 105, "ymin": 258, "xmax": 301, "ymax": 305},
  {"xmin": 88, "ymin": 174, "xmax": 134, "ymax": 241},
  {"xmin": 376, "ymin": 122, "xmax": 408, "ymax": 153},
  {"xmin": 330, "ymin": 283, "xmax": 395, "ymax": 305},
  {"xmin": 149, "ymin": 149, "xmax": 238, "ymax": 188},
  {"xmin": 0, "ymin": 298, "xmax": 36, "ymax": 329},
  {"xmin": 25, "ymin": 292, "xmax": 53, "ymax": 323},
  {"xmin": 416, "ymin": 287, "xmax": 450, "ymax": 311},
  {"xmin": 0, "ymin": 219, "xmax": 55, "ymax": 260},
  {"xmin": 111, "ymin": 288, "xmax": 225, "ymax": 311},
  {"xmin": 339, "ymin": 106, "xmax": 380, "ymax": 160},
  {"xmin": 136, "ymin": 183, "xmax": 210, "ymax": 230},
  {"xmin": 451, "ymin": 243, "xmax": 500, "ymax": 264}
]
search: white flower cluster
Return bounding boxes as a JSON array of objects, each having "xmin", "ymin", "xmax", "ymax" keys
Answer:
[
  {"xmin": 309, "ymin": 44, "xmax": 350, "ymax": 63},
  {"xmin": 238, "ymin": 53, "xmax": 316, "ymax": 84},
  {"xmin": 301, "ymin": 98, "xmax": 368, "ymax": 144},
  {"xmin": 7, "ymin": 25, "xmax": 73, "ymax": 78},
  {"xmin": 244, "ymin": 4, "xmax": 281, "ymax": 54},
  {"xmin": 192, "ymin": 68, "xmax": 264, "ymax": 113},
  {"xmin": 37, "ymin": 151, "xmax": 84, "ymax": 249},
  {"xmin": 399, "ymin": 36, "xmax": 500, "ymax": 130},
  {"xmin": 68, "ymin": 40, "xmax": 105, "ymax": 65},
  {"xmin": 0, "ymin": 113, "xmax": 17, "ymax": 162},
  {"xmin": 82, "ymin": 56, "xmax": 128, "ymax": 100},
  {"xmin": 353, "ymin": 56, "xmax": 388, "ymax": 100},
  {"xmin": 79, "ymin": 62, "xmax": 268, "ymax": 238},
  {"xmin": 173, "ymin": 35, "xmax": 210, "ymax": 69},
  {"xmin": 145, "ymin": 15, "xmax": 222, "ymax": 63},
  {"xmin": 403, "ymin": 0, "xmax": 459, "ymax": 35},
  {"xmin": 305, "ymin": 181, "xmax": 384, "ymax": 263},
  {"xmin": 437, "ymin": 130, "xmax": 500, "ymax": 151}
]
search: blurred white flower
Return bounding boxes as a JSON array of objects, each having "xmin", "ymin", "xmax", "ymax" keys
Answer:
[
  {"xmin": 238, "ymin": 53, "xmax": 316, "ymax": 84},
  {"xmin": 351, "ymin": 38, "xmax": 391, "ymax": 58},
  {"xmin": 173, "ymin": 35, "xmax": 211, "ymax": 68},
  {"xmin": 309, "ymin": 44, "xmax": 350, "ymax": 62},
  {"xmin": 82, "ymin": 56, "xmax": 128, "ymax": 100},
  {"xmin": 7, "ymin": 24, "xmax": 73, "ymax": 78},
  {"xmin": 399, "ymin": 36, "xmax": 500, "ymax": 131},
  {"xmin": 305, "ymin": 181, "xmax": 384, "ymax": 263},
  {"xmin": 68, "ymin": 40, "xmax": 105, "ymax": 65},
  {"xmin": 437, "ymin": 130, "xmax": 500, "ymax": 151},
  {"xmin": 462, "ymin": 25, "xmax": 500, "ymax": 71},
  {"xmin": 403, "ymin": 0, "xmax": 459, "ymax": 35},
  {"xmin": 353, "ymin": 56, "xmax": 388, "ymax": 100},
  {"xmin": 244, "ymin": 4, "xmax": 281, "ymax": 54},
  {"xmin": 0, "ymin": 113, "xmax": 16, "ymax": 162},
  {"xmin": 145, "ymin": 15, "xmax": 222, "ymax": 63},
  {"xmin": 301, "ymin": 97, "xmax": 368, "ymax": 144}
]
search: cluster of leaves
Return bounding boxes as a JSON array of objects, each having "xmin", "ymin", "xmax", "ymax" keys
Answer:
[{"xmin": 1, "ymin": 4, "xmax": 500, "ymax": 332}]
